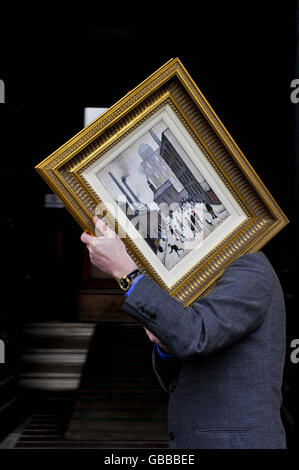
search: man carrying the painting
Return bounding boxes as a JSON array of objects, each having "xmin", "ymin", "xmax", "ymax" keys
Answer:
[{"xmin": 81, "ymin": 215, "xmax": 286, "ymax": 449}]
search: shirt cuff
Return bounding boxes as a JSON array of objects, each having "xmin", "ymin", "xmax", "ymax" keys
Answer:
[
  {"xmin": 156, "ymin": 344, "xmax": 172, "ymax": 361},
  {"xmin": 124, "ymin": 274, "xmax": 145, "ymax": 297}
]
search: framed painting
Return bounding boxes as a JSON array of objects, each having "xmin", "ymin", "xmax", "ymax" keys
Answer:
[{"xmin": 35, "ymin": 58, "xmax": 288, "ymax": 306}]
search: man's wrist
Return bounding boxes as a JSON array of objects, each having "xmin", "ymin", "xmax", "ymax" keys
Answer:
[
  {"xmin": 113, "ymin": 260, "xmax": 138, "ymax": 282},
  {"xmin": 156, "ymin": 344, "xmax": 172, "ymax": 358},
  {"xmin": 157, "ymin": 344, "xmax": 170, "ymax": 354}
]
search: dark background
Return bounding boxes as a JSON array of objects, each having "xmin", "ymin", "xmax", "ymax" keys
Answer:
[{"xmin": 0, "ymin": 2, "xmax": 298, "ymax": 449}]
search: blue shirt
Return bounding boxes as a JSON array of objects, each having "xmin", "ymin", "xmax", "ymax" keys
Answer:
[
  {"xmin": 124, "ymin": 274, "xmax": 145, "ymax": 297},
  {"xmin": 125, "ymin": 274, "xmax": 172, "ymax": 361}
]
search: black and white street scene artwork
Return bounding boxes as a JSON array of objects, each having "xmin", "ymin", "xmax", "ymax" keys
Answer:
[{"xmin": 96, "ymin": 119, "xmax": 230, "ymax": 271}]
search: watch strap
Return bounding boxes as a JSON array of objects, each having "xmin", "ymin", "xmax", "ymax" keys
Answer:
[{"xmin": 126, "ymin": 269, "xmax": 142, "ymax": 282}]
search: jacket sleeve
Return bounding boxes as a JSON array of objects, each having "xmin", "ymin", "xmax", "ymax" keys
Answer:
[
  {"xmin": 120, "ymin": 253, "xmax": 276, "ymax": 362},
  {"xmin": 151, "ymin": 345, "xmax": 181, "ymax": 393}
]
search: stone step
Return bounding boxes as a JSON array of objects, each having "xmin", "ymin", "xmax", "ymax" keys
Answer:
[{"xmin": 19, "ymin": 322, "xmax": 96, "ymax": 391}]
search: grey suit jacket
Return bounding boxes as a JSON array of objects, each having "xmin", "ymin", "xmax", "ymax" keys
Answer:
[{"xmin": 121, "ymin": 252, "xmax": 286, "ymax": 449}]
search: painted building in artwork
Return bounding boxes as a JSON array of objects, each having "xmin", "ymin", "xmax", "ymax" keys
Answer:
[
  {"xmin": 137, "ymin": 134, "xmax": 189, "ymax": 216},
  {"xmin": 138, "ymin": 132, "xmax": 185, "ymax": 195},
  {"xmin": 152, "ymin": 179, "xmax": 188, "ymax": 216},
  {"xmin": 160, "ymin": 129, "xmax": 221, "ymax": 205}
]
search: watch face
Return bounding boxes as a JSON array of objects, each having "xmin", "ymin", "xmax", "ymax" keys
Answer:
[{"xmin": 119, "ymin": 277, "xmax": 130, "ymax": 291}]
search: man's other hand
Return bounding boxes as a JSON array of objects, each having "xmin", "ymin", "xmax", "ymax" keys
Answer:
[{"xmin": 144, "ymin": 328, "xmax": 170, "ymax": 353}]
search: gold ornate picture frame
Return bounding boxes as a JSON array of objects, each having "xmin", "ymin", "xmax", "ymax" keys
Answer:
[{"xmin": 35, "ymin": 58, "xmax": 288, "ymax": 306}]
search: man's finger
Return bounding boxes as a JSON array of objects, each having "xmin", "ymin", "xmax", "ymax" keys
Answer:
[
  {"xmin": 93, "ymin": 215, "xmax": 115, "ymax": 237},
  {"xmin": 81, "ymin": 231, "xmax": 96, "ymax": 245}
]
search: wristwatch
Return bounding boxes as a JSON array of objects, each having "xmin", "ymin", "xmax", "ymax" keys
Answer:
[{"xmin": 118, "ymin": 269, "xmax": 142, "ymax": 292}]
